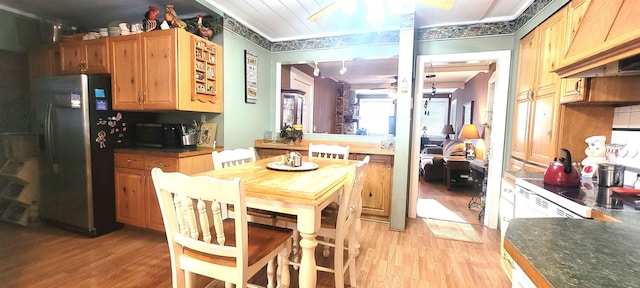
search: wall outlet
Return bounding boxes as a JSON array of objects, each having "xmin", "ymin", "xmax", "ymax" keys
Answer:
[{"xmin": 200, "ymin": 114, "xmax": 206, "ymax": 123}]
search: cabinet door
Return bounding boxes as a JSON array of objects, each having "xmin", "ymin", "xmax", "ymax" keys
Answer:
[
  {"xmin": 28, "ymin": 44, "xmax": 59, "ymax": 77},
  {"xmin": 528, "ymin": 92, "xmax": 558, "ymax": 165},
  {"xmin": 59, "ymin": 41, "xmax": 84, "ymax": 74},
  {"xmin": 515, "ymin": 32, "xmax": 538, "ymax": 101},
  {"xmin": 359, "ymin": 154, "xmax": 392, "ymax": 221},
  {"xmin": 145, "ymin": 173, "xmax": 165, "ymax": 232},
  {"xmin": 256, "ymin": 148, "xmax": 289, "ymax": 160},
  {"xmin": 111, "ymin": 35, "xmax": 144, "ymax": 110},
  {"xmin": 84, "ymin": 38, "xmax": 110, "ymax": 74},
  {"xmin": 535, "ymin": 10, "xmax": 565, "ymax": 94},
  {"xmin": 510, "ymin": 98, "xmax": 530, "ymax": 160},
  {"xmin": 140, "ymin": 30, "xmax": 177, "ymax": 110},
  {"xmin": 114, "ymin": 167, "xmax": 146, "ymax": 227}
]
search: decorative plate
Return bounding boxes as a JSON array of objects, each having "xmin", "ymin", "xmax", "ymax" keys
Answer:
[{"xmin": 266, "ymin": 161, "xmax": 319, "ymax": 172}]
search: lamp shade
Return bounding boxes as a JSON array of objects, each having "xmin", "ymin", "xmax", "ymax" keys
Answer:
[
  {"xmin": 459, "ymin": 124, "xmax": 480, "ymax": 139},
  {"xmin": 441, "ymin": 124, "xmax": 455, "ymax": 135}
]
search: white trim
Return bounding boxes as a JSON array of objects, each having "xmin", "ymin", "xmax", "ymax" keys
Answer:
[{"xmin": 409, "ymin": 50, "xmax": 511, "ymax": 230}]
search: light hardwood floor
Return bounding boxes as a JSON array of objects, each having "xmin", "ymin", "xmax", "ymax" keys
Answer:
[{"xmin": 0, "ymin": 179, "xmax": 510, "ymax": 287}]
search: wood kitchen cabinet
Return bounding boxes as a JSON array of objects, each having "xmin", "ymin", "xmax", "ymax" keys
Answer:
[
  {"xmin": 351, "ymin": 153, "xmax": 393, "ymax": 222},
  {"xmin": 114, "ymin": 151, "xmax": 214, "ymax": 231},
  {"xmin": 560, "ymin": 0, "xmax": 590, "ymax": 104},
  {"xmin": 110, "ymin": 29, "xmax": 222, "ymax": 112},
  {"xmin": 59, "ymin": 37, "xmax": 110, "ymax": 75},
  {"xmin": 512, "ymin": 7, "xmax": 566, "ymax": 166},
  {"xmin": 28, "ymin": 44, "xmax": 60, "ymax": 77}
]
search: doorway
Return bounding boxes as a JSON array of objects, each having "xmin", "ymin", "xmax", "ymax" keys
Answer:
[{"xmin": 409, "ymin": 51, "xmax": 511, "ymax": 229}]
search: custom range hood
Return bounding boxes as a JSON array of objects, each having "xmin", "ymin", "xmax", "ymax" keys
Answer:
[{"xmin": 554, "ymin": 0, "xmax": 640, "ymax": 78}]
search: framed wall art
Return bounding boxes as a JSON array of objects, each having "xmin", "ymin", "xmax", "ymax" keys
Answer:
[{"xmin": 244, "ymin": 50, "xmax": 258, "ymax": 104}]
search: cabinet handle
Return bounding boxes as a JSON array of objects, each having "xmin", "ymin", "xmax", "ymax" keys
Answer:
[
  {"xmin": 369, "ymin": 192, "xmax": 373, "ymax": 197},
  {"xmin": 502, "ymin": 216, "xmax": 511, "ymax": 222},
  {"xmin": 137, "ymin": 92, "xmax": 143, "ymax": 105},
  {"xmin": 126, "ymin": 159, "xmax": 134, "ymax": 163},
  {"xmin": 79, "ymin": 60, "xmax": 87, "ymax": 73},
  {"xmin": 575, "ymin": 79, "xmax": 582, "ymax": 94},
  {"xmin": 156, "ymin": 162, "xmax": 165, "ymax": 167},
  {"xmin": 503, "ymin": 188, "xmax": 513, "ymax": 194}
]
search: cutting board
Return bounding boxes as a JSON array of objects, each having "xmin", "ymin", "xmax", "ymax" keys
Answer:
[{"xmin": 197, "ymin": 122, "xmax": 217, "ymax": 148}]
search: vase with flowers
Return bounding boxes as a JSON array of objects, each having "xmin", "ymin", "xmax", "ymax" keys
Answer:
[{"xmin": 280, "ymin": 124, "xmax": 303, "ymax": 145}]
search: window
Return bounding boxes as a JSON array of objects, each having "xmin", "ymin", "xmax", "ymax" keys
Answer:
[
  {"xmin": 358, "ymin": 98, "xmax": 396, "ymax": 135},
  {"xmin": 421, "ymin": 98, "xmax": 448, "ymax": 137}
]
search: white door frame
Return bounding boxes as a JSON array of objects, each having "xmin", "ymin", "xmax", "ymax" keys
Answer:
[{"xmin": 408, "ymin": 50, "xmax": 511, "ymax": 229}]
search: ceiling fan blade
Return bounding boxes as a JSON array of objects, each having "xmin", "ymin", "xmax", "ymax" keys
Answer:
[
  {"xmin": 420, "ymin": 0, "xmax": 456, "ymax": 10},
  {"xmin": 308, "ymin": 2, "xmax": 339, "ymax": 21}
]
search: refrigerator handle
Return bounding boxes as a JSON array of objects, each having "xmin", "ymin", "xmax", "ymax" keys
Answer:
[{"xmin": 44, "ymin": 101, "xmax": 59, "ymax": 173}]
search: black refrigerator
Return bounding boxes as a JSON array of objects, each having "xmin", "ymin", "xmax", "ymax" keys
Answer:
[{"xmin": 33, "ymin": 74, "xmax": 138, "ymax": 237}]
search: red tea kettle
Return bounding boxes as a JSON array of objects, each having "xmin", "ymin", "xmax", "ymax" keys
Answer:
[{"xmin": 543, "ymin": 148, "xmax": 581, "ymax": 187}]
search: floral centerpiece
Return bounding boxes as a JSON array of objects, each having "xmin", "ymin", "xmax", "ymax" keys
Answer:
[{"xmin": 280, "ymin": 124, "xmax": 303, "ymax": 144}]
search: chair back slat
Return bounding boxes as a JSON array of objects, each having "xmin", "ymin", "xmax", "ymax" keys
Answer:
[
  {"xmin": 212, "ymin": 147, "xmax": 257, "ymax": 169},
  {"xmin": 308, "ymin": 143, "xmax": 349, "ymax": 160}
]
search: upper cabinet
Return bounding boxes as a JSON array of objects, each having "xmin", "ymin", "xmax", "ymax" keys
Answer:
[
  {"xmin": 559, "ymin": 0, "xmax": 590, "ymax": 103},
  {"xmin": 511, "ymin": 8, "xmax": 566, "ymax": 166},
  {"xmin": 110, "ymin": 29, "xmax": 223, "ymax": 112},
  {"xmin": 555, "ymin": 0, "xmax": 640, "ymax": 78},
  {"xmin": 28, "ymin": 44, "xmax": 60, "ymax": 78},
  {"xmin": 59, "ymin": 38, "xmax": 110, "ymax": 75}
]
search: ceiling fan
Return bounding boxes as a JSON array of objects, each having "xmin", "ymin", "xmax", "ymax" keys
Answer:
[{"xmin": 308, "ymin": 0, "xmax": 457, "ymax": 22}]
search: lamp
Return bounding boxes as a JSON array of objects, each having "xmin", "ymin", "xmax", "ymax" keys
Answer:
[
  {"xmin": 441, "ymin": 124, "xmax": 455, "ymax": 140},
  {"xmin": 339, "ymin": 60, "xmax": 347, "ymax": 75},
  {"xmin": 313, "ymin": 61, "xmax": 320, "ymax": 77},
  {"xmin": 459, "ymin": 124, "xmax": 480, "ymax": 160}
]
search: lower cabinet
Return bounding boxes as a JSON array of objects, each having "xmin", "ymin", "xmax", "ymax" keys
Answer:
[
  {"xmin": 114, "ymin": 152, "xmax": 213, "ymax": 232},
  {"xmin": 499, "ymin": 177, "xmax": 516, "ymax": 280},
  {"xmin": 350, "ymin": 153, "xmax": 393, "ymax": 222}
]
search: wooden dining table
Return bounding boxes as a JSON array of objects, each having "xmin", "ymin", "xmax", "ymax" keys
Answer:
[{"xmin": 197, "ymin": 156, "xmax": 359, "ymax": 288}]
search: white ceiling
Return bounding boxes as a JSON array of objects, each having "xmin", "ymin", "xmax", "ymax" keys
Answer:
[{"xmin": 0, "ymin": 0, "xmax": 532, "ymax": 94}]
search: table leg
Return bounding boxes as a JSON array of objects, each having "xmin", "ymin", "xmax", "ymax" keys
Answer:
[{"xmin": 297, "ymin": 209, "xmax": 320, "ymax": 288}]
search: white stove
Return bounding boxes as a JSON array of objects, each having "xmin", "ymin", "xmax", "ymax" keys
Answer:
[{"xmin": 515, "ymin": 178, "xmax": 592, "ymax": 219}]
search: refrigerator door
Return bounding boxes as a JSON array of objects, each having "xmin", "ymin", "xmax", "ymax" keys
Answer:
[{"xmin": 35, "ymin": 75, "xmax": 93, "ymax": 231}]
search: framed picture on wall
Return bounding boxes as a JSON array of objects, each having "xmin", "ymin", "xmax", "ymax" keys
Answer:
[{"xmin": 245, "ymin": 50, "xmax": 258, "ymax": 104}]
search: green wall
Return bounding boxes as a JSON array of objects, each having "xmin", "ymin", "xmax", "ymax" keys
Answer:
[{"xmin": 221, "ymin": 31, "xmax": 274, "ymax": 149}]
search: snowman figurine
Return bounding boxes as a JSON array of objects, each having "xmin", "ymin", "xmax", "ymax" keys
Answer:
[{"xmin": 581, "ymin": 135, "xmax": 607, "ymax": 178}]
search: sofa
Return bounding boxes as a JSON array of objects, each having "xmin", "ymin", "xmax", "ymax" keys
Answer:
[{"xmin": 420, "ymin": 140, "xmax": 465, "ymax": 182}]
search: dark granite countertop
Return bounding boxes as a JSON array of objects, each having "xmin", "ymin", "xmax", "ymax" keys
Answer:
[{"xmin": 506, "ymin": 218, "xmax": 640, "ymax": 288}]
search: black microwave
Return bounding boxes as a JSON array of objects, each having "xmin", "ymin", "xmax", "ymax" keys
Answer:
[{"xmin": 135, "ymin": 123, "xmax": 182, "ymax": 148}]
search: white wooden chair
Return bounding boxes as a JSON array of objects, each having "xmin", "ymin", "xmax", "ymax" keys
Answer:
[
  {"xmin": 212, "ymin": 147, "xmax": 277, "ymax": 225},
  {"xmin": 151, "ymin": 168, "xmax": 292, "ymax": 288},
  {"xmin": 290, "ymin": 156, "xmax": 369, "ymax": 287},
  {"xmin": 212, "ymin": 147, "xmax": 257, "ymax": 169},
  {"xmin": 308, "ymin": 143, "xmax": 350, "ymax": 160}
]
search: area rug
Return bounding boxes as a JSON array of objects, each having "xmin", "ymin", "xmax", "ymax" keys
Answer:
[
  {"xmin": 426, "ymin": 218, "xmax": 483, "ymax": 244},
  {"xmin": 416, "ymin": 198, "xmax": 467, "ymax": 223}
]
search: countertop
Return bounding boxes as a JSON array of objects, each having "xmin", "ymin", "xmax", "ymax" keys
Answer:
[
  {"xmin": 505, "ymin": 218, "xmax": 640, "ymax": 288},
  {"xmin": 254, "ymin": 139, "xmax": 395, "ymax": 156},
  {"xmin": 504, "ymin": 170, "xmax": 640, "ymax": 287},
  {"xmin": 114, "ymin": 146, "xmax": 219, "ymax": 157}
]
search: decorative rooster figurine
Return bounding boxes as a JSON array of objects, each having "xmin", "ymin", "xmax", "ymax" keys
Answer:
[
  {"xmin": 196, "ymin": 15, "xmax": 213, "ymax": 39},
  {"xmin": 143, "ymin": 5, "xmax": 161, "ymax": 32},
  {"xmin": 164, "ymin": 4, "xmax": 187, "ymax": 29}
]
